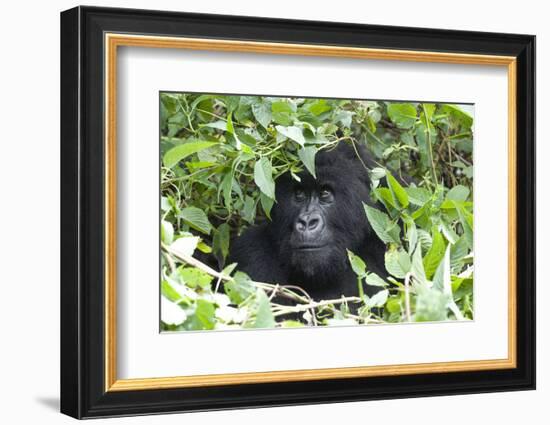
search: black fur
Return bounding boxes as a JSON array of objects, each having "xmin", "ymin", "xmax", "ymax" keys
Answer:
[{"xmin": 229, "ymin": 142, "xmax": 386, "ymax": 301}]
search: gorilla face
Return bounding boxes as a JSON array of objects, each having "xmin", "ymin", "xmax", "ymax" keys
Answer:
[{"xmin": 270, "ymin": 144, "xmax": 373, "ymax": 287}]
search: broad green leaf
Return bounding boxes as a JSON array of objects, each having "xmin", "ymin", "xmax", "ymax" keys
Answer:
[
  {"xmin": 406, "ymin": 186, "xmax": 432, "ymax": 206},
  {"xmin": 386, "ymin": 171, "xmax": 409, "ymax": 208},
  {"xmin": 441, "ymin": 221, "xmax": 459, "ymax": 244},
  {"xmin": 276, "ymin": 125, "xmax": 306, "ymax": 146},
  {"xmin": 271, "ymin": 101, "xmax": 294, "ymax": 125},
  {"xmin": 432, "ymin": 244, "xmax": 464, "ymax": 320},
  {"xmin": 220, "ymin": 171, "xmax": 234, "ymax": 210},
  {"xmin": 365, "ymin": 289, "xmax": 389, "ymax": 309},
  {"xmin": 252, "ymin": 101, "xmax": 272, "ymax": 129},
  {"xmin": 298, "ymin": 146, "xmax": 317, "ymax": 178},
  {"xmin": 170, "ymin": 235, "xmax": 199, "ymax": 257},
  {"xmin": 193, "ymin": 299, "xmax": 216, "ymax": 330},
  {"xmin": 225, "ymin": 271, "xmax": 255, "ymax": 304},
  {"xmin": 178, "ymin": 266, "xmax": 213, "ymax": 289},
  {"xmin": 308, "ymin": 99, "xmax": 332, "ymax": 116},
  {"xmin": 226, "ymin": 113, "xmax": 242, "ymax": 150},
  {"xmin": 163, "ymin": 140, "xmax": 217, "ymax": 168},
  {"xmin": 446, "ymin": 185, "xmax": 470, "ymax": 202},
  {"xmin": 347, "ymin": 250, "xmax": 367, "ymax": 277},
  {"xmin": 374, "ymin": 188, "xmax": 396, "ymax": 209},
  {"xmin": 440, "ymin": 104, "xmax": 473, "ymax": 130},
  {"xmin": 161, "ymin": 279, "xmax": 184, "ymax": 303},
  {"xmin": 242, "ymin": 196, "xmax": 256, "ymax": 224},
  {"xmin": 180, "ymin": 207, "xmax": 212, "ymax": 235},
  {"xmin": 363, "ymin": 204, "xmax": 400, "ymax": 244},
  {"xmin": 385, "ymin": 249, "xmax": 411, "ymax": 279},
  {"xmin": 450, "ymin": 235, "xmax": 470, "ymax": 271},
  {"xmin": 213, "ymin": 223, "xmax": 230, "ymax": 262},
  {"xmin": 260, "ymin": 193, "xmax": 274, "ymax": 219},
  {"xmin": 423, "ymin": 228, "xmax": 446, "ymax": 279},
  {"xmin": 365, "ymin": 273, "xmax": 387, "ymax": 287},
  {"xmin": 411, "ymin": 242, "xmax": 427, "ymax": 286},
  {"xmin": 251, "ymin": 289, "xmax": 276, "ymax": 328},
  {"xmin": 161, "ymin": 220, "xmax": 174, "ymax": 245},
  {"xmin": 387, "ymin": 103, "xmax": 417, "ymax": 129},
  {"xmin": 414, "ymin": 287, "xmax": 448, "ymax": 322},
  {"xmin": 201, "ymin": 120, "xmax": 227, "ymax": 131},
  {"xmin": 254, "ymin": 158, "xmax": 276, "ymax": 199},
  {"xmin": 454, "ymin": 201, "xmax": 474, "ymax": 249},
  {"xmin": 386, "ymin": 296, "xmax": 401, "ymax": 314}
]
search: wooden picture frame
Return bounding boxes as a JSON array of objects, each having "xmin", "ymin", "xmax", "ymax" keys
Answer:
[{"xmin": 60, "ymin": 5, "xmax": 535, "ymax": 419}]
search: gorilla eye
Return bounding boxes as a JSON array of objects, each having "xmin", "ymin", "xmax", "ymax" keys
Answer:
[
  {"xmin": 319, "ymin": 187, "xmax": 333, "ymax": 202},
  {"xmin": 294, "ymin": 188, "xmax": 306, "ymax": 201}
]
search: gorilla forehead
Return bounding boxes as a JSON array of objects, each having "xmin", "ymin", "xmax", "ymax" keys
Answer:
[{"xmin": 277, "ymin": 143, "xmax": 370, "ymax": 195}]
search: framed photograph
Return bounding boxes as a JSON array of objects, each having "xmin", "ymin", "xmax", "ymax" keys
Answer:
[{"xmin": 60, "ymin": 6, "xmax": 535, "ymax": 419}]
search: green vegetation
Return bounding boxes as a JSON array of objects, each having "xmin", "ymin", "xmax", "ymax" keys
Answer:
[{"xmin": 160, "ymin": 93, "xmax": 474, "ymax": 331}]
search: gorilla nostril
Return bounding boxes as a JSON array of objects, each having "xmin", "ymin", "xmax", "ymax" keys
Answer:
[{"xmin": 308, "ymin": 216, "xmax": 320, "ymax": 230}]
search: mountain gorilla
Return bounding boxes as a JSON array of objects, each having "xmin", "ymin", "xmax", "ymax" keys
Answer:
[{"xmin": 229, "ymin": 142, "xmax": 386, "ymax": 301}]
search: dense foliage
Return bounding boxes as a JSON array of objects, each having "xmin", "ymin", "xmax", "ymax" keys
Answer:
[{"xmin": 159, "ymin": 93, "xmax": 474, "ymax": 331}]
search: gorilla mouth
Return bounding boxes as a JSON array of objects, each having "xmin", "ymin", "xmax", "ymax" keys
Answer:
[{"xmin": 294, "ymin": 244, "xmax": 328, "ymax": 251}]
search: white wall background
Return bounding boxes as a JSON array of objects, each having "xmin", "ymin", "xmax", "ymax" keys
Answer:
[{"xmin": 0, "ymin": 1, "xmax": 544, "ymax": 423}]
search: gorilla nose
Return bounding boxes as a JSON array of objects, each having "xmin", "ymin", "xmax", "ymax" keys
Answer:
[{"xmin": 295, "ymin": 212, "xmax": 323, "ymax": 235}]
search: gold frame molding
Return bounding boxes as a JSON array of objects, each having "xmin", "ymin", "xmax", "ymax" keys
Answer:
[{"xmin": 104, "ymin": 33, "xmax": 517, "ymax": 392}]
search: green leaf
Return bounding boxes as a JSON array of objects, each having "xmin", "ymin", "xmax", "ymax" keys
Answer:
[
  {"xmin": 260, "ymin": 193, "xmax": 274, "ymax": 219},
  {"xmin": 271, "ymin": 101, "xmax": 294, "ymax": 125},
  {"xmin": 454, "ymin": 201, "xmax": 474, "ymax": 249},
  {"xmin": 406, "ymin": 187, "xmax": 431, "ymax": 206},
  {"xmin": 170, "ymin": 235, "xmax": 199, "ymax": 257},
  {"xmin": 365, "ymin": 273, "xmax": 387, "ymax": 287},
  {"xmin": 423, "ymin": 228, "xmax": 446, "ymax": 279},
  {"xmin": 193, "ymin": 299, "xmax": 216, "ymax": 330},
  {"xmin": 178, "ymin": 266, "xmax": 213, "ymax": 289},
  {"xmin": 385, "ymin": 249, "xmax": 411, "ymax": 279},
  {"xmin": 180, "ymin": 207, "xmax": 212, "ymax": 235},
  {"xmin": 254, "ymin": 158, "xmax": 276, "ymax": 199},
  {"xmin": 414, "ymin": 287, "xmax": 448, "ymax": 322},
  {"xmin": 363, "ymin": 204, "xmax": 400, "ymax": 244},
  {"xmin": 252, "ymin": 101, "xmax": 272, "ymax": 129},
  {"xmin": 308, "ymin": 99, "xmax": 332, "ymax": 116},
  {"xmin": 163, "ymin": 140, "xmax": 217, "ymax": 168},
  {"xmin": 375, "ymin": 188, "xmax": 397, "ymax": 210},
  {"xmin": 281, "ymin": 320, "xmax": 305, "ymax": 328},
  {"xmin": 161, "ymin": 279, "xmax": 183, "ymax": 303},
  {"xmin": 387, "ymin": 103, "xmax": 418, "ymax": 129},
  {"xmin": 446, "ymin": 185, "xmax": 470, "ymax": 202},
  {"xmin": 450, "ymin": 235, "xmax": 470, "ymax": 271},
  {"xmin": 213, "ymin": 223, "xmax": 230, "ymax": 262},
  {"xmin": 365, "ymin": 289, "xmax": 389, "ymax": 309},
  {"xmin": 347, "ymin": 250, "xmax": 367, "ymax": 277},
  {"xmin": 226, "ymin": 113, "xmax": 242, "ymax": 150},
  {"xmin": 251, "ymin": 289, "xmax": 276, "ymax": 328},
  {"xmin": 220, "ymin": 171, "xmax": 234, "ymax": 210},
  {"xmin": 201, "ymin": 120, "xmax": 227, "ymax": 131},
  {"xmin": 410, "ymin": 242, "xmax": 427, "ymax": 286},
  {"xmin": 298, "ymin": 146, "xmax": 317, "ymax": 178},
  {"xmin": 161, "ymin": 220, "xmax": 174, "ymax": 245},
  {"xmin": 386, "ymin": 171, "xmax": 409, "ymax": 208},
  {"xmin": 276, "ymin": 125, "xmax": 306, "ymax": 146},
  {"xmin": 242, "ymin": 196, "xmax": 256, "ymax": 224},
  {"xmin": 433, "ymin": 244, "xmax": 464, "ymax": 320},
  {"xmin": 224, "ymin": 271, "xmax": 255, "ymax": 304},
  {"xmin": 440, "ymin": 104, "xmax": 473, "ymax": 130}
]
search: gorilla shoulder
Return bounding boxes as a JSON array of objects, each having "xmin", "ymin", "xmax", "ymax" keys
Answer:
[{"xmin": 229, "ymin": 224, "xmax": 288, "ymax": 285}]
